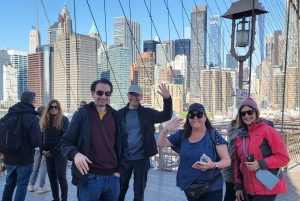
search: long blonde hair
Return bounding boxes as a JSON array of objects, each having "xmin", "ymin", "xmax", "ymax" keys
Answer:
[{"xmin": 40, "ymin": 99, "xmax": 64, "ymax": 132}]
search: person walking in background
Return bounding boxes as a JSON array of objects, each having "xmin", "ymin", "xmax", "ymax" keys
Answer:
[
  {"xmin": 157, "ymin": 103, "xmax": 230, "ymax": 201},
  {"xmin": 61, "ymin": 78, "xmax": 128, "ymax": 201},
  {"xmin": 222, "ymin": 115, "xmax": 241, "ymax": 201},
  {"xmin": 27, "ymin": 106, "xmax": 50, "ymax": 194},
  {"xmin": 40, "ymin": 100, "xmax": 69, "ymax": 201},
  {"xmin": 2, "ymin": 91, "xmax": 41, "ymax": 201},
  {"xmin": 234, "ymin": 97, "xmax": 290, "ymax": 201},
  {"xmin": 118, "ymin": 84, "xmax": 172, "ymax": 201}
]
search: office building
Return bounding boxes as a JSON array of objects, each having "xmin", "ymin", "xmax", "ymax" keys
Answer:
[
  {"xmin": 209, "ymin": 15, "xmax": 223, "ymax": 67},
  {"xmin": 29, "ymin": 28, "xmax": 41, "ymax": 53}
]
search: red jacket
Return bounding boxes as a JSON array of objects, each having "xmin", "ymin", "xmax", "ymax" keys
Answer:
[{"xmin": 234, "ymin": 119, "xmax": 290, "ymax": 195}]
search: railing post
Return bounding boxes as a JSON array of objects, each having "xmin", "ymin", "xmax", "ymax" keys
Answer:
[
  {"xmin": 284, "ymin": 133, "xmax": 290, "ymax": 172},
  {"xmin": 158, "ymin": 147, "xmax": 164, "ymax": 171}
]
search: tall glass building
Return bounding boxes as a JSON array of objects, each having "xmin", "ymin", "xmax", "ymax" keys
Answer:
[
  {"xmin": 0, "ymin": 50, "xmax": 10, "ymax": 100},
  {"xmin": 143, "ymin": 40, "xmax": 160, "ymax": 62},
  {"xmin": 190, "ymin": 6, "xmax": 207, "ymax": 99},
  {"xmin": 7, "ymin": 50, "xmax": 28, "ymax": 99},
  {"xmin": 100, "ymin": 46, "xmax": 131, "ymax": 109},
  {"xmin": 175, "ymin": 39, "xmax": 191, "ymax": 58},
  {"xmin": 209, "ymin": 15, "xmax": 223, "ymax": 67}
]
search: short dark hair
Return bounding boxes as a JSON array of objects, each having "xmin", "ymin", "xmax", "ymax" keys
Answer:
[
  {"xmin": 80, "ymin": 101, "xmax": 87, "ymax": 105},
  {"xmin": 90, "ymin": 78, "xmax": 113, "ymax": 93},
  {"xmin": 21, "ymin": 91, "xmax": 36, "ymax": 104},
  {"xmin": 37, "ymin": 106, "xmax": 45, "ymax": 117}
]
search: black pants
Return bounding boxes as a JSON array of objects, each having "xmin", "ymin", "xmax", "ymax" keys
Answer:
[
  {"xmin": 118, "ymin": 158, "xmax": 150, "ymax": 201},
  {"xmin": 223, "ymin": 182, "xmax": 236, "ymax": 201},
  {"xmin": 246, "ymin": 194, "xmax": 277, "ymax": 201},
  {"xmin": 45, "ymin": 153, "xmax": 68, "ymax": 201},
  {"xmin": 185, "ymin": 189, "xmax": 223, "ymax": 201}
]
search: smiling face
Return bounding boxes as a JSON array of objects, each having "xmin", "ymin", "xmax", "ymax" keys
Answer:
[
  {"xmin": 127, "ymin": 92, "xmax": 142, "ymax": 109},
  {"xmin": 240, "ymin": 106, "xmax": 257, "ymax": 126},
  {"xmin": 49, "ymin": 102, "xmax": 59, "ymax": 115},
  {"xmin": 188, "ymin": 110, "xmax": 206, "ymax": 128},
  {"xmin": 91, "ymin": 83, "xmax": 111, "ymax": 108}
]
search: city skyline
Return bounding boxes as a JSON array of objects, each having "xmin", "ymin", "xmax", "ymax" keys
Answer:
[{"xmin": 0, "ymin": 0, "xmax": 285, "ymax": 57}]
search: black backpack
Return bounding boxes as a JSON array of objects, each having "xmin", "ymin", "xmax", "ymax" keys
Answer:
[
  {"xmin": 171, "ymin": 129, "xmax": 218, "ymax": 154},
  {"xmin": 0, "ymin": 113, "xmax": 23, "ymax": 154}
]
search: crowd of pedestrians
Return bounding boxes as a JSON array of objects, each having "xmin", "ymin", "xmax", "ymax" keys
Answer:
[{"xmin": 0, "ymin": 80, "xmax": 290, "ymax": 201}]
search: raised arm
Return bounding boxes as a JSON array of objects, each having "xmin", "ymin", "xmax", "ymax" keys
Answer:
[{"xmin": 157, "ymin": 118, "xmax": 184, "ymax": 148}]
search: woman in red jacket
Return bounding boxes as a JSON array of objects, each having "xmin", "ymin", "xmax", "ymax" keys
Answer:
[{"xmin": 234, "ymin": 97, "xmax": 290, "ymax": 201}]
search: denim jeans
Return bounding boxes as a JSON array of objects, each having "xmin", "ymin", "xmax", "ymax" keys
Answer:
[
  {"xmin": 185, "ymin": 189, "xmax": 223, "ymax": 201},
  {"xmin": 2, "ymin": 164, "xmax": 33, "ymax": 201},
  {"xmin": 45, "ymin": 153, "xmax": 68, "ymax": 201},
  {"xmin": 29, "ymin": 149, "xmax": 48, "ymax": 188},
  {"xmin": 119, "ymin": 158, "xmax": 150, "ymax": 201},
  {"xmin": 78, "ymin": 174, "xmax": 120, "ymax": 201}
]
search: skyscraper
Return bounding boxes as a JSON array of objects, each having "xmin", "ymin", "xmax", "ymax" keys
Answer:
[
  {"xmin": 7, "ymin": 49, "xmax": 28, "ymax": 99},
  {"xmin": 114, "ymin": 17, "xmax": 141, "ymax": 63},
  {"xmin": 163, "ymin": 40, "xmax": 175, "ymax": 61},
  {"xmin": 0, "ymin": 50, "xmax": 10, "ymax": 100},
  {"xmin": 274, "ymin": 30, "xmax": 284, "ymax": 66},
  {"xmin": 143, "ymin": 40, "xmax": 160, "ymax": 62},
  {"xmin": 47, "ymin": 22, "xmax": 58, "ymax": 45},
  {"xmin": 175, "ymin": 39, "xmax": 191, "ymax": 58},
  {"xmin": 53, "ymin": 4, "xmax": 97, "ymax": 112},
  {"xmin": 209, "ymin": 15, "xmax": 223, "ymax": 67},
  {"xmin": 190, "ymin": 6, "xmax": 207, "ymax": 99},
  {"xmin": 100, "ymin": 45, "xmax": 131, "ymax": 109},
  {"xmin": 156, "ymin": 42, "xmax": 171, "ymax": 69},
  {"xmin": 3, "ymin": 63, "xmax": 18, "ymax": 100},
  {"xmin": 265, "ymin": 35, "xmax": 274, "ymax": 63},
  {"xmin": 29, "ymin": 28, "xmax": 41, "ymax": 53},
  {"xmin": 28, "ymin": 45, "xmax": 54, "ymax": 107},
  {"xmin": 133, "ymin": 52, "xmax": 155, "ymax": 106},
  {"xmin": 226, "ymin": 53, "xmax": 238, "ymax": 69}
]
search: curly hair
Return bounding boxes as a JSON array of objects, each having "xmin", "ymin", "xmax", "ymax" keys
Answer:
[{"xmin": 40, "ymin": 100, "xmax": 64, "ymax": 132}]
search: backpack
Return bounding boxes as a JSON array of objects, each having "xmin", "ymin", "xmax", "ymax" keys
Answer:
[
  {"xmin": 0, "ymin": 113, "xmax": 23, "ymax": 154},
  {"xmin": 171, "ymin": 129, "xmax": 218, "ymax": 154}
]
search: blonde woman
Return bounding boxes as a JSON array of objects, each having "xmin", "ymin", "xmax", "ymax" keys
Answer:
[{"xmin": 40, "ymin": 100, "xmax": 69, "ymax": 201}]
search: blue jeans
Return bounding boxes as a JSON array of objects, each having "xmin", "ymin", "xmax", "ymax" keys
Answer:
[
  {"xmin": 2, "ymin": 164, "xmax": 33, "ymax": 201},
  {"xmin": 185, "ymin": 189, "xmax": 223, "ymax": 201},
  {"xmin": 78, "ymin": 174, "xmax": 120, "ymax": 201}
]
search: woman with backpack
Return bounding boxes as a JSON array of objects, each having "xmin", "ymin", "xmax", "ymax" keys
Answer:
[
  {"xmin": 40, "ymin": 100, "xmax": 69, "ymax": 201},
  {"xmin": 157, "ymin": 103, "xmax": 230, "ymax": 201}
]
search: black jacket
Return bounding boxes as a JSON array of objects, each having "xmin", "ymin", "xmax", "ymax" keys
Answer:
[
  {"xmin": 61, "ymin": 102, "xmax": 128, "ymax": 186},
  {"xmin": 118, "ymin": 97, "xmax": 172, "ymax": 158},
  {"xmin": 40, "ymin": 116, "xmax": 69, "ymax": 156},
  {"xmin": 3, "ymin": 102, "xmax": 40, "ymax": 165}
]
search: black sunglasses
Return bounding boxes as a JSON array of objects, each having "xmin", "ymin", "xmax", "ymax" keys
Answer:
[
  {"xmin": 96, "ymin": 90, "xmax": 112, "ymax": 97},
  {"xmin": 188, "ymin": 112, "xmax": 203, "ymax": 119},
  {"xmin": 240, "ymin": 109, "xmax": 255, "ymax": 116},
  {"xmin": 49, "ymin": 105, "xmax": 59, "ymax": 110}
]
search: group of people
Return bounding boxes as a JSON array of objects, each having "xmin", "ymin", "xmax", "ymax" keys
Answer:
[{"xmin": 1, "ymin": 77, "xmax": 290, "ymax": 201}]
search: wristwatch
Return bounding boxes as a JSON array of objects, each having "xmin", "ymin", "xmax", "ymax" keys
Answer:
[{"xmin": 214, "ymin": 162, "xmax": 219, "ymax": 169}]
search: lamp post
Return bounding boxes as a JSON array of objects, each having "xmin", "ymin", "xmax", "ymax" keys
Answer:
[{"xmin": 222, "ymin": 0, "xmax": 268, "ymax": 90}]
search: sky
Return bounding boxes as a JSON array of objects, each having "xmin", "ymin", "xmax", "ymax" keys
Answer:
[{"xmin": 0, "ymin": 0, "xmax": 285, "ymax": 62}]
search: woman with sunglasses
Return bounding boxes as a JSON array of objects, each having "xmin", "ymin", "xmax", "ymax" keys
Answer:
[
  {"xmin": 157, "ymin": 103, "xmax": 230, "ymax": 201},
  {"xmin": 234, "ymin": 97, "xmax": 290, "ymax": 201},
  {"xmin": 40, "ymin": 100, "xmax": 69, "ymax": 201}
]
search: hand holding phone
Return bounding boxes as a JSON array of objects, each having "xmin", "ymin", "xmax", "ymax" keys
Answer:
[
  {"xmin": 247, "ymin": 154, "xmax": 254, "ymax": 162},
  {"xmin": 192, "ymin": 161, "xmax": 207, "ymax": 168}
]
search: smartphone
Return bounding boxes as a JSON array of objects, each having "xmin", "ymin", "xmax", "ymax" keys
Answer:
[
  {"xmin": 192, "ymin": 161, "xmax": 206, "ymax": 168},
  {"xmin": 247, "ymin": 154, "xmax": 254, "ymax": 162}
]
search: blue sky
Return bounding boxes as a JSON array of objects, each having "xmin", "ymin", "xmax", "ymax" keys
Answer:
[{"xmin": 0, "ymin": 0, "xmax": 285, "ymax": 61}]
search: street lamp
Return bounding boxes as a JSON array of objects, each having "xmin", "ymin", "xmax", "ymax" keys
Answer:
[{"xmin": 222, "ymin": 0, "xmax": 268, "ymax": 90}]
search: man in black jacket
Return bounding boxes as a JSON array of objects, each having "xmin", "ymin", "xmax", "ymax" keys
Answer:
[
  {"xmin": 118, "ymin": 84, "xmax": 172, "ymax": 201},
  {"xmin": 61, "ymin": 78, "xmax": 128, "ymax": 201},
  {"xmin": 2, "ymin": 91, "xmax": 40, "ymax": 201}
]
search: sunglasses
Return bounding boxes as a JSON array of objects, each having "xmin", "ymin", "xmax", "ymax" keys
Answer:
[
  {"xmin": 188, "ymin": 112, "xmax": 204, "ymax": 119},
  {"xmin": 49, "ymin": 105, "xmax": 59, "ymax": 110},
  {"xmin": 96, "ymin": 90, "xmax": 112, "ymax": 97},
  {"xmin": 240, "ymin": 109, "xmax": 255, "ymax": 116}
]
